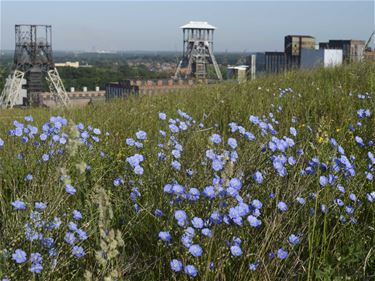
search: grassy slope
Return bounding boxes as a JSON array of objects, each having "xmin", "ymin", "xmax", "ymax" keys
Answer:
[{"xmin": 0, "ymin": 63, "xmax": 374, "ymax": 280}]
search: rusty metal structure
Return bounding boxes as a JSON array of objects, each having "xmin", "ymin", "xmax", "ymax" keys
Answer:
[
  {"xmin": 0, "ymin": 24, "xmax": 70, "ymax": 108},
  {"xmin": 174, "ymin": 21, "xmax": 222, "ymax": 80}
]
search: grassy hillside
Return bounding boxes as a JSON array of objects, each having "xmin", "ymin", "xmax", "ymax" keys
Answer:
[{"xmin": 0, "ymin": 63, "xmax": 374, "ymax": 280}]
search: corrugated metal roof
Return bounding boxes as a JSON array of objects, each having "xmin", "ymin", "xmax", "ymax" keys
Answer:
[{"xmin": 180, "ymin": 21, "xmax": 216, "ymax": 30}]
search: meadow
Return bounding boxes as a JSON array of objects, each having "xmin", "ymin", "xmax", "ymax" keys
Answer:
[{"xmin": 0, "ymin": 63, "xmax": 374, "ymax": 280}]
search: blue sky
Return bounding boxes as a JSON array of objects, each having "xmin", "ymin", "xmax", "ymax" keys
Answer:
[{"xmin": 1, "ymin": 1, "xmax": 374, "ymax": 52}]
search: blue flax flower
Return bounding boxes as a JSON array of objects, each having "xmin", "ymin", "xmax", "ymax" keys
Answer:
[
  {"xmin": 72, "ymin": 246, "xmax": 85, "ymax": 258},
  {"xmin": 210, "ymin": 134, "xmax": 221, "ymax": 144},
  {"xmin": 66, "ymin": 184, "xmax": 76, "ymax": 195},
  {"xmin": 12, "ymin": 249, "xmax": 27, "ymax": 264},
  {"xmin": 170, "ymin": 259, "xmax": 183, "ymax": 272},
  {"xmin": 288, "ymin": 234, "xmax": 300, "ymax": 245},
  {"xmin": 184, "ymin": 264, "xmax": 198, "ymax": 277},
  {"xmin": 12, "ymin": 200, "xmax": 26, "ymax": 210},
  {"xmin": 191, "ymin": 217, "xmax": 204, "ymax": 229},
  {"xmin": 189, "ymin": 244, "xmax": 203, "ymax": 257},
  {"xmin": 158, "ymin": 231, "xmax": 172, "ymax": 242},
  {"xmin": 230, "ymin": 245, "xmax": 243, "ymax": 257},
  {"xmin": 277, "ymin": 248, "xmax": 288, "ymax": 259},
  {"xmin": 277, "ymin": 201, "xmax": 288, "ymax": 212}
]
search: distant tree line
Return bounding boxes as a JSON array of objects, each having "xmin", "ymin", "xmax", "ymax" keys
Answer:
[{"xmin": 0, "ymin": 51, "xmax": 248, "ymax": 92}]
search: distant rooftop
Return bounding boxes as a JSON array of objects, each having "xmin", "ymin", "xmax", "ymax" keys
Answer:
[
  {"xmin": 180, "ymin": 21, "xmax": 216, "ymax": 30},
  {"xmin": 285, "ymin": 35, "xmax": 315, "ymax": 39}
]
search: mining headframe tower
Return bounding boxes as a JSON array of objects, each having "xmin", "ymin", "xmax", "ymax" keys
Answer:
[
  {"xmin": 174, "ymin": 21, "xmax": 222, "ymax": 81},
  {"xmin": 0, "ymin": 24, "xmax": 70, "ymax": 108}
]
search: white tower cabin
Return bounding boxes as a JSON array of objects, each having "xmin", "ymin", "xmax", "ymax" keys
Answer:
[{"xmin": 174, "ymin": 21, "xmax": 222, "ymax": 80}]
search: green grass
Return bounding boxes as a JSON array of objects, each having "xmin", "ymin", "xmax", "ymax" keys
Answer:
[{"xmin": 0, "ymin": 63, "xmax": 374, "ymax": 280}]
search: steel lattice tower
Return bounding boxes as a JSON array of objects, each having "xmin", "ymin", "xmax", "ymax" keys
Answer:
[
  {"xmin": 174, "ymin": 21, "xmax": 222, "ymax": 80},
  {"xmin": 0, "ymin": 25, "xmax": 70, "ymax": 108}
]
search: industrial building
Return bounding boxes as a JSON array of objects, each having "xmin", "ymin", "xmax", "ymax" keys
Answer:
[
  {"xmin": 264, "ymin": 52, "xmax": 287, "ymax": 73},
  {"xmin": 105, "ymin": 81, "xmax": 139, "ymax": 101},
  {"xmin": 284, "ymin": 35, "xmax": 316, "ymax": 59},
  {"xmin": 247, "ymin": 53, "xmax": 265, "ymax": 79},
  {"xmin": 300, "ymin": 49, "xmax": 343, "ymax": 69},
  {"xmin": 319, "ymin": 40, "xmax": 365, "ymax": 62},
  {"xmin": 227, "ymin": 65, "xmax": 249, "ymax": 83},
  {"xmin": 364, "ymin": 50, "xmax": 375, "ymax": 62},
  {"xmin": 55, "ymin": 61, "xmax": 80, "ymax": 68},
  {"xmin": 261, "ymin": 35, "xmax": 316, "ymax": 74}
]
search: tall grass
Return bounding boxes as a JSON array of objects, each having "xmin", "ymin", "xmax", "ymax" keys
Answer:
[{"xmin": 0, "ymin": 63, "xmax": 374, "ymax": 280}]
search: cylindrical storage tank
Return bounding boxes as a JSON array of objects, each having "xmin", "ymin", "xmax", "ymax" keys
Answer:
[
  {"xmin": 70, "ymin": 87, "xmax": 75, "ymax": 92},
  {"xmin": 83, "ymin": 86, "xmax": 87, "ymax": 92},
  {"xmin": 95, "ymin": 86, "xmax": 100, "ymax": 91}
]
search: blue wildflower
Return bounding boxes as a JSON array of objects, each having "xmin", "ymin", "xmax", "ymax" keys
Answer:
[
  {"xmin": 201, "ymin": 228, "xmax": 212, "ymax": 238},
  {"xmin": 175, "ymin": 210, "xmax": 187, "ymax": 222},
  {"xmin": 189, "ymin": 244, "xmax": 203, "ymax": 257},
  {"xmin": 184, "ymin": 264, "xmax": 198, "ymax": 277},
  {"xmin": 366, "ymin": 192, "xmax": 375, "ymax": 202},
  {"xmin": 72, "ymin": 246, "xmax": 85, "ymax": 258},
  {"xmin": 212, "ymin": 159, "xmax": 223, "ymax": 171},
  {"xmin": 12, "ymin": 200, "xmax": 27, "ymax": 210},
  {"xmin": 319, "ymin": 176, "xmax": 328, "ymax": 186},
  {"xmin": 188, "ymin": 188, "xmax": 200, "ymax": 201},
  {"xmin": 170, "ymin": 259, "xmax": 183, "ymax": 272},
  {"xmin": 42, "ymin": 154, "xmax": 49, "ymax": 162},
  {"xmin": 66, "ymin": 184, "xmax": 76, "ymax": 195},
  {"xmin": 290, "ymin": 127, "xmax": 297, "ymax": 136},
  {"xmin": 230, "ymin": 245, "xmax": 243, "ymax": 257},
  {"xmin": 159, "ymin": 112, "xmax": 167, "ymax": 120},
  {"xmin": 35, "ymin": 202, "xmax": 47, "ymax": 210},
  {"xmin": 126, "ymin": 138, "xmax": 135, "ymax": 146},
  {"xmin": 12, "ymin": 249, "xmax": 27, "ymax": 264},
  {"xmin": 191, "ymin": 217, "xmax": 204, "ymax": 229},
  {"xmin": 30, "ymin": 252, "xmax": 42, "ymax": 264},
  {"xmin": 252, "ymin": 199, "xmax": 263, "ymax": 209},
  {"xmin": 253, "ymin": 171, "xmax": 263, "ymax": 184},
  {"xmin": 277, "ymin": 201, "xmax": 288, "ymax": 212},
  {"xmin": 288, "ymin": 234, "xmax": 300, "ymax": 245},
  {"xmin": 249, "ymin": 261, "xmax": 259, "ymax": 271},
  {"xmin": 158, "ymin": 231, "xmax": 172, "ymax": 242},
  {"xmin": 171, "ymin": 160, "xmax": 181, "ymax": 171},
  {"xmin": 72, "ymin": 210, "xmax": 83, "ymax": 220},
  {"xmin": 277, "ymin": 248, "xmax": 288, "ymax": 259},
  {"xmin": 30, "ymin": 263, "xmax": 43, "ymax": 273},
  {"xmin": 154, "ymin": 208, "xmax": 164, "ymax": 217},
  {"xmin": 134, "ymin": 165, "xmax": 144, "ymax": 175},
  {"xmin": 136, "ymin": 130, "xmax": 147, "ymax": 140},
  {"xmin": 247, "ymin": 215, "xmax": 262, "ymax": 227},
  {"xmin": 68, "ymin": 221, "xmax": 78, "ymax": 231},
  {"xmin": 210, "ymin": 134, "xmax": 221, "ymax": 144},
  {"xmin": 228, "ymin": 138, "xmax": 237, "ymax": 149},
  {"xmin": 65, "ymin": 232, "xmax": 76, "ymax": 245},
  {"xmin": 76, "ymin": 229, "xmax": 88, "ymax": 240},
  {"xmin": 355, "ymin": 136, "xmax": 364, "ymax": 147},
  {"xmin": 203, "ymin": 186, "xmax": 216, "ymax": 199}
]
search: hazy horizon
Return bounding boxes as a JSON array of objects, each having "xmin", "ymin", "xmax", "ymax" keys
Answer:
[{"xmin": 1, "ymin": 1, "xmax": 374, "ymax": 52}]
